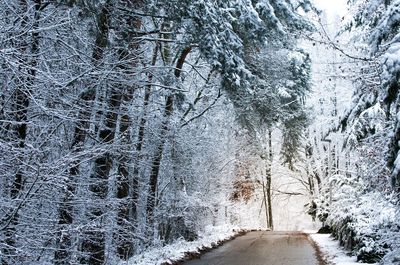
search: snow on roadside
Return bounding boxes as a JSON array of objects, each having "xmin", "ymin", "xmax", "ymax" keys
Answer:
[
  {"xmin": 308, "ymin": 233, "xmax": 376, "ymax": 265},
  {"xmin": 123, "ymin": 225, "xmax": 244, "ymax": 265}
]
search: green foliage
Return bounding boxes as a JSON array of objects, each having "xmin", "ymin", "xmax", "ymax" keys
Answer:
[
  {"xmin": 148, "ymin": 0, "xmax": 313, "ymax": 91},
  {"xmin": 279, "ymin": 50, "xmax": 312, "ymax": 169},
  {"xmin": 280, "ymin": 109, "xmax": 309, "ymax": 170}
]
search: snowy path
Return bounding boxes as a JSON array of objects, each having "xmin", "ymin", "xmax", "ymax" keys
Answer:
[{"xmin": 184, "ymin": 231, "xmax": 323, "ymax": 265}]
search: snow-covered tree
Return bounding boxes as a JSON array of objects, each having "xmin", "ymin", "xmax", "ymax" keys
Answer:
[
  {"xmin": 304, "ymin": 2, "xmax": 400, "ymax": 263},
  {"xmin": 0, "ymin": 0, "xmax": 316, "ymax": 264}
]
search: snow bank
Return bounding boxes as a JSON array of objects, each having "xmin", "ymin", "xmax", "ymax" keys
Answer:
[
  {"xmin": 124, "ymin": 225, "xmax": 244, "ymax": 265},
  {"xmin": 380, "ymin": 249, "xmax": 400, "ymax": 265},
  {"xmin": 309, "ymin": 233, "xmax": 376, "ymax": 265}
]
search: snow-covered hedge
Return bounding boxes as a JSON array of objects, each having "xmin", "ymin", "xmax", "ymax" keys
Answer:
[{"xmin": 318, "ymin": 174, "xmax": 399, "ymax": 263}]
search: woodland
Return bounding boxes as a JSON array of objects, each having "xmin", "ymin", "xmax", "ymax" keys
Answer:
[{"xmin": 0, "ymin": 0, "xmax": 400, "ymax": 264}]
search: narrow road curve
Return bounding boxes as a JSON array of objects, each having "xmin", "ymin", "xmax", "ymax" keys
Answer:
[{"xmin": 184, "ymin": 231, "xmax": 324, "ymax": 265}]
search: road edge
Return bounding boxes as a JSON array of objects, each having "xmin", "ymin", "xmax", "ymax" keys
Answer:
[{"xmin": 307, "ymin": 233, "xmax": 332, "ymax": 265}]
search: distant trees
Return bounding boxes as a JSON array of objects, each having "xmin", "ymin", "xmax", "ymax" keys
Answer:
[{"xmin": 232, "ymin": 42, "xmax": 312, "ymax": 229}]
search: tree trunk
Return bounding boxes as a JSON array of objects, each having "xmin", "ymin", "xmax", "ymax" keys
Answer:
[
  {"xmin": 146, "ymin": 94, "xmax": 174, "ymax": 225},
  {"xmin": 81, "ymin": 87, "xmax": 121, "ymax": 264},
  {"xmin": 55, "ymin": 2, "xmax": 112, "ymax": 264},
  {"xmin": 266, "ymin": 129, "xmax": 274, "ymax": 230},
  {"xmin": 128, "ymin": 43, "xmax": 159, "ymax": 237},
  {"xmin": 115, "ymin": 114, "xmax": 133, "ymax": 259},
  {"xmin": 262, "ymin": 179, "xmax": 270, "ymax": 229},
  {"xmin": 146, "ymin": 46, "xmax": 191, "ymax": 229},
  {"xmin": 54, "ymin": 90, "xmax": 99, "ymax": 264},
  {"xmin": 389, "ymin": 120, "xmax": 400, "ymax": 190},
  {"xmin": 112, "ymin": 5, "xmax": 144, "ymax": 259},
  {"xmin": 114, "ymin": 42, "xmax": 142, "ymax": 261},
  {"xmin": 2, "ymin": 1, "xmax": 41, "ymax": 263}
]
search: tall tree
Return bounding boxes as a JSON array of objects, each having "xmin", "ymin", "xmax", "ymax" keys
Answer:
[
  {"xmin": 1, "ymin": 1, "xmax": 42, "ymax": 263},
  {"xmin": 54, "ymin": 1, "xmax": 113, "ymax": 263},
  {"xmin": 146, "ymin": 44, "xmax": 192, "ymax": 231}
]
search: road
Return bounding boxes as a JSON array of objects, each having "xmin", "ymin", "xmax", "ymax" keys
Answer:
[{"xmin": 184, "ymin": 231, "xmax": 323, "ymax": 265}]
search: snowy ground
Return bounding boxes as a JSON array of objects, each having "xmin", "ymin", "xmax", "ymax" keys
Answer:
[
  {"xmin": 308, "ymin": 232, "xmax": 376, "ymax": 265},
  {"xmin": 123, "ymin": 225, "xmax": 246, "ymax": 265},
  {"xmin": 125, "ymin": 229, "xmax": 378, "ymax": 265}
]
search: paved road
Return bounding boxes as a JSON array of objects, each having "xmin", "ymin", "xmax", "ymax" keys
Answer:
[{"xmin": 184, "ymin": 231, "xmax": 322, "ymax": 265}]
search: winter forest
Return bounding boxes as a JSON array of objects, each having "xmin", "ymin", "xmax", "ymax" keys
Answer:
[{"xmin": 1, "ymin": 0, "xmax": 400, "ymax": 264}]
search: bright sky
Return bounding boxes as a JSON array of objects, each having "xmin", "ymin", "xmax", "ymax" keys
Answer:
[{"xmin": 313, "ymin": 0, "xmax": 348, "ymax": 17}]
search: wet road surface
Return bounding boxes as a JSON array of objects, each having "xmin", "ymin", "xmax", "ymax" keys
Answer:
[{"xmin": 184, "ymin": 231, "xmax": 322, "ymax": 265}]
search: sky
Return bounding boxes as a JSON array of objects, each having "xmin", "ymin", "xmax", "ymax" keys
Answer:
[{"xmin": 313, "ymin": 0, "xmax": 348, "ymax": 17}]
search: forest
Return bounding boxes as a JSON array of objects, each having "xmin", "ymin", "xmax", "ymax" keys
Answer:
[{"xmin": 0, "ymin": 0, "xmax": 399, "ymax": 264}]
